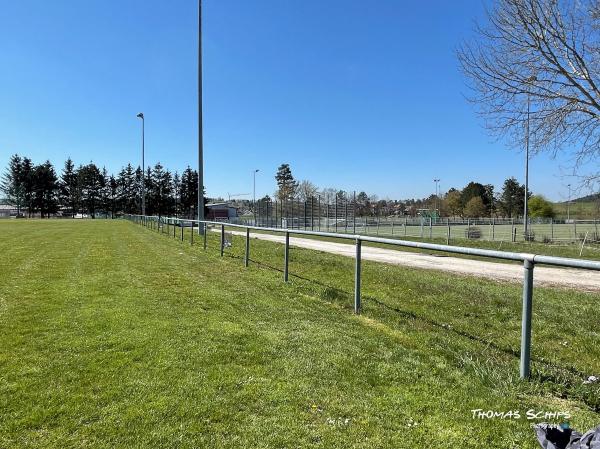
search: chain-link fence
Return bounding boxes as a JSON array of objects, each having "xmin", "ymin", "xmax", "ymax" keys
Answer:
[{"xmin": 245, "ymin": 198, "xmax": 600, "ymax": 244}]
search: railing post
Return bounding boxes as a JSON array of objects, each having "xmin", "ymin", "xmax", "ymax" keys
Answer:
[
  {"xmin": 284, "ymin": 231, "xmax": 290, "ymax": 282},
  {"xmin": 354, "ymin": 238, "xmax": 362, "ymax": 314},
  {"xmin": 203, "ymin": 223, "xmax": 207, "ymax": 250},
  {"xmin": 447, "ymin": 219, "xmax": 450, "ymax": 245},
  {"xmin": 245, "ymin": 228, "xmax": 250, "ymax": 267},
  {"xmin": 429, "ymin": 217, "xmax": 432, "ymax": 239},
  {"xmin": 520, "ymin": 258, "xmax": 535, "ymax": 379},
  {"xmin": 191, "ymin": 223, "xmax": 194, "ymax": 245},
  {"xmin": 220, "ymin": 224, "xmax": 225, "ymax": 256},
  {"xmin": 181, "ymin": 223, "xmax": 184, "ymax": 241},
  {"xmin": 551, "ymin": 218, "xmax": 554, "ymax": 241},
  {"xmin": 173, "ymin": 219, "xmax": 176, "ymax": 238}
]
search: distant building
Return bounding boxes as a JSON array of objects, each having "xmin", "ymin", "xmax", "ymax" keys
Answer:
[
  {"xmin": 0, "ymin": 204, "xmax": 20, "ymax": 218},
  {"xmin": 205, "ymin": 202, "xmax": 238, "ymax": 221}
]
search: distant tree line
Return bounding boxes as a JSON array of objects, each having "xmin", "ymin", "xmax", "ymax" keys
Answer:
[
  {"xmin": 270, "ymin": 163, "xmax": 555, "ymax": 218},
  {"xmin": 0, "ymin": 154, "xmax": 203, "ymax": 218}
]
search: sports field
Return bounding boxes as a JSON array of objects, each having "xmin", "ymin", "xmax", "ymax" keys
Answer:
[{"xmin": 1, "ymin": 220, "xmax": 599, "ymax": 448}]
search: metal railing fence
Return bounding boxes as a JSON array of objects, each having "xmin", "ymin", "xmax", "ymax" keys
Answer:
[{"xmin": 125, "ymin": 214, "xmax": 600, "ymax": 380}]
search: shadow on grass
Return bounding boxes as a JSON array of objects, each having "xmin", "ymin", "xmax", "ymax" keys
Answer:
[{"xmin": 223, "ymin": 251, "xmax": 589, "ymax": 380}]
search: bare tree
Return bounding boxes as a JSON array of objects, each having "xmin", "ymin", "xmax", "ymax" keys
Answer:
[
  {"xmin": 458, "ymin": 0, "xmax": 600, "ymax": 184},
  {"xmin": 296, "ymin": 180, "xmax": 319, "ymax": 201}
]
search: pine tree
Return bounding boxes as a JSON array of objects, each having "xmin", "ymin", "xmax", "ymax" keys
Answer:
[
  {"xmin": 60, "ymin": 158, "xmax": 79, "ymax": 217},
  {"xmin": 275, "ymin": 164, "xmax": 297, "ymax": 200},
  {"xmin": 33, "ymin": 161, "xmax": 59, "ymax": 218},
  {"xmin": 180, "ymin": 166, "xmax": 199, "ymax": 219},
  {"xmin": 78, "ymin": 163, "xmax": 103, "ymax": 218},
  {"xmin": 108, "ymin": 175, "xmax": 118, "ymax": 218},
  {"xmin": 152, "ymin": 163, "xmax": 172, "ymax": 217},
  {"xmin": 117, "ymin": 164, "xmax": 136, "ymax": 214},
  {"xmin": 172, "ymin": 172, "xmax": 181, "ymax": 217},
  {"xmin": 498, "ymin": 178, "xmax": 526, "ymax": 218},
  {"xmin": 0, "ymin": 154, "xmax": 25, "ymax": 216},
  {"xmin": 21, "ymin": 158, "xmax": 35, "ymax": 217}
]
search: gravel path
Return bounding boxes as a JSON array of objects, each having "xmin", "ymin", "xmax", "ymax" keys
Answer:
[{"xmin": 227, "ymin": 230, "xmax": 600, "ymax": 291}]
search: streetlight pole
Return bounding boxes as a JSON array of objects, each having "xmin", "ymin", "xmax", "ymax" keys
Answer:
[
  {"xmin": 523, "ymin": 75, "xmax": 536, "ymax": 240},
  {"xmin": 253, "ymin": 169, "xmax": 259, "ymax": 224},
  {"xmin": 253, "ymin": 169, "xmax": 260, "ymax": 205},
  {"xmin": 136, "ymin": 113, "xmax": 145, "ymax": 216},
  {"xmin": 433, "ymin": 178, "xmax": 440, "ymax": 217},
  {"xmin": 197, "ymin": 0, "xmax": 205, "ymax": 233},
  {"xmin": 567, "ymin": 184, "xmax": 571, "ymax": 221}
]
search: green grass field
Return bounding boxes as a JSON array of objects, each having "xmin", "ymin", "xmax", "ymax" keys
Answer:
[
  {"xmin": 554, "ymin": 200, "xmax": 600, "ymax": 219},
  {"xmin": 1, "ymin": 220, "xmax": 599, "ymax": 448}
]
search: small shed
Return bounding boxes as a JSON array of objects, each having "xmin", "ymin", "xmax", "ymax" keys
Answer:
[{"xmin": 205, "ymin": 202, "xmax": 238, "ymax": 220}]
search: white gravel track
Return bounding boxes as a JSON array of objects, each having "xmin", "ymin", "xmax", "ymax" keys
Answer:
[{"xmin": 225, "ymin": 230, "xmax": 600, "ymax": 291}]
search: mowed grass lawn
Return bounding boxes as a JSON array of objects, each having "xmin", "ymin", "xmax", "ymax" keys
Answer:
[{"xmin": 1, "ymin": 220, "xmax": 599, "ymax": 448}]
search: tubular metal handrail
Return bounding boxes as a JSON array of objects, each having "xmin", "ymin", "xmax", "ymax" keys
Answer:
[{"xmin": 125, "ymin": 214, "xmax": 600, "ymax": 379}]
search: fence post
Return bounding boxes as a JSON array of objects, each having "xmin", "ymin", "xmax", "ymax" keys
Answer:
[
  {"xmin": 420, "ymin": 218, "xmax": 424, "ymax": 238},
  {"xmin": 173, "ymin": 220, "xmax": 176, "ymax": 238},
  {"xmin": 304, "ymin": 201, "xmax": 307, "ymax": 230},
  {"xmin": 447, "ymin": 219, "xmax": 450, "ymax": 245},
  {"xmin": 284, "ymin": 231, "xmax": 290, "ymax": 282},
  {"xmin": 181, "ymin": 223, "xmax": 184, "ymax": 241},
  {"xmin": 335, "ymin": 197, "xmax": 338, "ymax": 233},
  {"xmin": 574, "ymin": 220, "xmax": 577, "ymax": 240},
  {"xmin": 492, "ymin": 218, "xmax": 495, "ymax": 241},
  {"xmin": 429, "ymin": 217, "xmax": 432, "ymax": 239},
  {"xmin": 405, "ymin": 217, "xmax": 407, "ymax": 236},
  {"xmin": 220, "ymin": 224, "xmax": 225, "ymax": 256},
  {"xmin": 353, "ymin": 193, "xmax": 356, "ymax": 234},
  {"xmin": 551, "ymin": 218, "xmax": 554, "ymax": 241},
  {"xmin": 354, "ymin": 238, "xmax": 361, "ymax": 314},
  {"xmin": 191, "ymin": 224, "xmax": 194, "ymax": 245},
  {"xmin": 310, "ymin": 196, "xmax": 321, "ymax": 231},
  {"xmin": 391, "ymin": 221, "xmax": 394, "ymax": 236},
  {"xmin": 520, "ymin": 258, "xmax": 535, "ymax": 379},
  {"xmin": 203, "ymin": 223, "xmax": 207, "ymax": 250},
  {"xmin": 245, "ymin": 228, "xmax": 250, "ymax": 267},
  {"xmin": 345, "ymin": 199, "xmax": 348, "ymax": 233}
]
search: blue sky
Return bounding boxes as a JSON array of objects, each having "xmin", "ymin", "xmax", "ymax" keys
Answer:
[{"xmin": 0, "ymin": 0, "xmax": 578, "ymax": 201}]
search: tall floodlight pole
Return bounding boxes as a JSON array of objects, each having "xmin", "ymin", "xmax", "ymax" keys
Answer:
[
  {"xmin": 136, "ymin": 113, "xmax": 145, "ymax": 216},
  {"xmin": 567, "ymin": 184, "xmax": 571, "ymax": 220},
  {"xmin": 197, "ymin": 0, "xmax": 205, "ymax": 233}
]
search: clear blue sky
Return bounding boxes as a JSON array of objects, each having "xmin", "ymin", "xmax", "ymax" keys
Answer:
[{"xmin": 0, "ymin": 0, "xmax": 578, "ymax": 201}]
